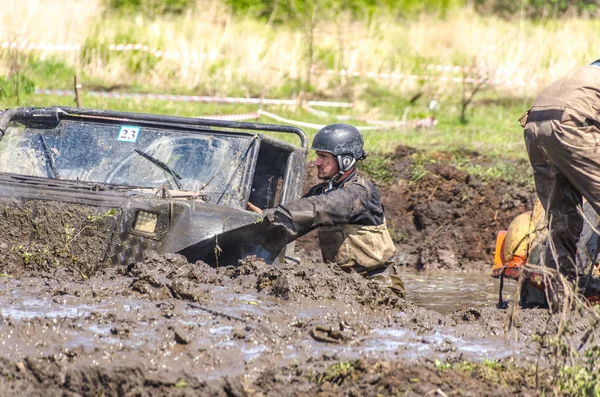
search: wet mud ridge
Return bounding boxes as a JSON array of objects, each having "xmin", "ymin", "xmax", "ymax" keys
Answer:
[{"xmin": 0, "ymin": 252, "xmax": 593, "ymax": 396}]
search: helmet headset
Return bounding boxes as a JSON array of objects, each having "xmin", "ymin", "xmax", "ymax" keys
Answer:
[{"xmin": 311, "ymin": 123, "xmax": 366, "ymax": 192}]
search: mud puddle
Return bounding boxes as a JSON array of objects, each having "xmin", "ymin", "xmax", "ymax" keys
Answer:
[
  {"xmin": 0, "ymin": 273, "xmax": 515, "ymax": 366},
  {"xmin": 400, "ymin": 270, "xmax": 518, "ymax": 314},
  {"xmin": 0, "ymin": 255, "xmax": 595, "ymax": 395},
  {"xmin": 0, "ymin": 260, "xmax": 524, "ymax": 375}
]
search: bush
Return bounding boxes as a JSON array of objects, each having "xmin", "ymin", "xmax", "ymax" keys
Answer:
[
  {"xmin": 104, "ymin": 0, "xmax": 193, "ymax": 16},
  {"xmin": 473, "ymin": 0, "xmax": 600, "ymax": 18},
  {"xmin": 223, "ymin": 0, "xmax": 462, "ymax": 24}
]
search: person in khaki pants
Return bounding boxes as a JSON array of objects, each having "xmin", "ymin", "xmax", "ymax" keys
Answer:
[
  {"xmin": 248, "ymin": 123, "xmax": 404, "ymax": 297},
  {"xmin": 522, "ymin": 59, "xmax": 600, "ymax": 282}
]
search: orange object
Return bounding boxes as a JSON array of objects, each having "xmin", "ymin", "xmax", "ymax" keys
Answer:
[
  {"xmin": 492, "ymin": 230, "xmax": 527, "ymax": 279},
  {"xmin": 493, "ymin": 230, "xmax": 507, "ymax": 269}
]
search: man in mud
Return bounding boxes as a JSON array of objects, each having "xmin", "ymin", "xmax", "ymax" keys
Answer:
[
  {"xmin": 248, "ymin": 123, "xmax": 404, "ymax": 297},
  {"xmin": 522, "ymin": 59, "xmax": 600, "ymax": 293}
]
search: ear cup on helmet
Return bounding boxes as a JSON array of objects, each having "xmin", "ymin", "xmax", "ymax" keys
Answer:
[{"xmin": 337, "ymin": 155, "xmax": 357, "ymax": 172}]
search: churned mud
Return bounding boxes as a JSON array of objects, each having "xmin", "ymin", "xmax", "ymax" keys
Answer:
[
  {"xmin": 0, "ymin": 199, "xmax": 114, "ymax": 277},
  {"xmin": 0, "ymin": 146, "xmax": 594, "ymax": 396},
  {"xmin": 0, "ymin": 252, "xmax": 591, "ymax": 396}
]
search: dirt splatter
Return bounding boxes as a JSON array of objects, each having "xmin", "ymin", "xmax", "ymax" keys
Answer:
[
  {"xmin": 124, "ymin": 252, "xmax": 406, "ymax": 310},
  {"xmin": 0, "ymin": 198, "xmax": 115, "ymax": 277},
  {"xmin": 383, "ymin": 149, "xmax": 533, "ymax": 272}
]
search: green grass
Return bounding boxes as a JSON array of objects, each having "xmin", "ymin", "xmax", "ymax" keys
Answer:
[
  {"xmin": 361, "ymin": 154, "xmax": 394, "ymax": 185},
  {"xmin": 0, "ymin": 3, "xmax": 566, "ymax": 183},
  {"xmin": 357, "ymin": 81, "xmax": 530, "ymax": 160},
  {"xmin": 26, "ymin": 58, "xmax": 77, "ymax": 89},
  {"xmin": 311, "ymin": 361, "xmax": 358, "ymax": 385},
  {"xmin": 1, "ymin": 87, "xmax": 528, "ymax": 153},
  {"xmin": 0, "ymin": 85, "xmax": 532, "ymax": 185}
]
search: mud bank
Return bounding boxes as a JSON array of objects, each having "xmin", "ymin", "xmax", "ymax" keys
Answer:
[{"xmin": 0, "ymin": 253, "xmax": 594, "ymax": 396}]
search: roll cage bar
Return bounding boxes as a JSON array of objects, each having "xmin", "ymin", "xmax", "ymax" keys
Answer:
[{"xmin": 0, "ymin": 106, "xmax": 308, "ymax": 149}]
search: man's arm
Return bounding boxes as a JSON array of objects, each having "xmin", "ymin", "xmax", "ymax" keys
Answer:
[
  {"xmin": 246, "ymin": 181, "xmax": 325, "ymax": 214},
  {"xmin": 247, "ymin": 201, "xmax": 263, "ymax": 214},
  {"xmin": 263, "ymin": 181, "xmax": 370, "ymax": 241}
]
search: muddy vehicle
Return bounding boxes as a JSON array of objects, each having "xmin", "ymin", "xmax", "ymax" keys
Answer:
[
  {"xmin": 492, "ymin": 198, "xmax": 600, "ymax": 305},
  {"xmin": 0, "ymin": 107, "xmax": 307, "ymax": 274}
]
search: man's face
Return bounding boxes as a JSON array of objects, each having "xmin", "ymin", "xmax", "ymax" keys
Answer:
[{"xmin": 314, "ymin": 151, "xmax": 338, "ymax": 179}]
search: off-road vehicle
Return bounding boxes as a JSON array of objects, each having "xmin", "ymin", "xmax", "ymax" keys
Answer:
[{"xmin": 0, "ymin": 107, "xmax": 307, "ymax": 275}]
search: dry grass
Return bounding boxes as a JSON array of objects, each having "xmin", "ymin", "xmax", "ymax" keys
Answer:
[
  {"xmin": 2, "ymin": 0, "xmax": 600, "ymax": 98},
  {"xmin": 0, "ymin": 0, "xmax": 100, "ymax": 44}
]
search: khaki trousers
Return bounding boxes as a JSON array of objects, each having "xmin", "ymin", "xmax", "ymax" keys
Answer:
[{"xmin": 524, "ymin": 108, "xmax": 600, "ymax": 279}]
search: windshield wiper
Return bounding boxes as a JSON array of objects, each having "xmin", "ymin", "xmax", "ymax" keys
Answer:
[
  {"xmin": 38, "ymin": 133, "xmax": 60, "ymax": 179},
  {"xmin": 134, "ymin": 148, "xmax": 183, "ymax": 190}
]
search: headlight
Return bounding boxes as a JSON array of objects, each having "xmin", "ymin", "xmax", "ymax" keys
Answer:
[{"xmin": 134, "ymin": 211, "xmax": 158, "ymax": 234}]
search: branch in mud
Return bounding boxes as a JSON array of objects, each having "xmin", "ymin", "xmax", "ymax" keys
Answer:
[
  {"xmin": 188, "ymin": 303, "xmax": 247, "ymax": 323},
  {"xmin": 310, "ymin": 324, "xmax": 348, "ymax": 344}
]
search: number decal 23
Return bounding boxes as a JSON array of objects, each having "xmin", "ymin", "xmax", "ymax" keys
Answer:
[{"xmin": 118, "ymin": 126, "xmax": 140, "ymax": 142}]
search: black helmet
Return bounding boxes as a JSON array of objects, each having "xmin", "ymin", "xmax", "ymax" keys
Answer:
[{"xmin": 311, "ymin": 123, "xmax": 366, "ymax": 173}]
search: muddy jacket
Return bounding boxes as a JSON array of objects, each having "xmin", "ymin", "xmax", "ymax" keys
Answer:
[
  {"xmin": 263, "ymin": 170, "xmax": 395, "ymax": 271},
  {"xmin": 521, "ymin": 60, "xmax": 600, "ymax": 126}
]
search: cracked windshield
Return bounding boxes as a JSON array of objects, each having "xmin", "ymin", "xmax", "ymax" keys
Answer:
[{"xmin": 0, "ymin": 121, "xmax": 252, "ymax": 194}]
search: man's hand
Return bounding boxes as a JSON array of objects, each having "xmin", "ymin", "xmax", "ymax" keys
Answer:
[{"xmin": 247, "ymin": 201, "xmax": 263, "ymax": 214}]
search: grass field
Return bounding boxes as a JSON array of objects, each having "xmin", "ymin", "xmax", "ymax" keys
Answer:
[{"xmin": 2, "ymin": 0, "xmax": 596, "ymax": 183}]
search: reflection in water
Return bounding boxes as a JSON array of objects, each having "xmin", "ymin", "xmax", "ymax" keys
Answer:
[{"xmin": 400, "ymin": 269, "xmax": 518, "ymax": 314}]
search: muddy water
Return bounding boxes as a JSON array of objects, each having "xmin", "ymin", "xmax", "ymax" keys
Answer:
[
  {"xmin": 0, "ymin": 280, "xmax": 508, "ymax": 362},
  {"xmin": 0, "ymin": 265, "xmax": 519, "ymax": 369},
  {"xmin": 0, "ymin": 278, "xmax": 514, "ymax": 365},
  {"xmin": 0, "ymin": 254, "xmax": 590, "ymax": 395},
  {"xmin": 401, "ymin": 270, "xmax": 519, "ymax": 314}
]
